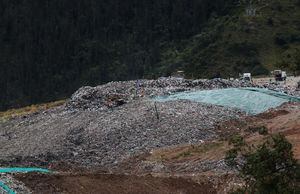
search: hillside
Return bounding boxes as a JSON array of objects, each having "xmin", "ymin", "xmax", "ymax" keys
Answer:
[
  {"xmin": 156, "ymin": 0, "xmax": 300, "ymax": 78},
  {"xmin": 0, "ymin": 0, "xmax": 300, "ymax": 110}
]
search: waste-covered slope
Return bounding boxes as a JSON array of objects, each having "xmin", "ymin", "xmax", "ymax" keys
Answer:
[
  {"xmin": 0, "ymin": 78, "xmax": 299, "ymax": 194},
  {"xmin": 0, "ymin": 78, "xmax": 251, "ymax": 169}
]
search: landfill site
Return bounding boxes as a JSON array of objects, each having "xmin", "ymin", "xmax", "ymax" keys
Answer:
[{"xmin": 0, "ymin": 76, "xmax": 300, "ymax": 194}]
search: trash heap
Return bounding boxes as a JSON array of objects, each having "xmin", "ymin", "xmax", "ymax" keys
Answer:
[
  {"xmin": 67, "ymin": 78, "xmax": 254, "ymax": 111},
  {"xmin": 1, "ymin": 78, "xmax": 298, "ymax": 170},
  {"xmin": 260, "ymin": 82, "xmax": 300, "ymax": 97}
]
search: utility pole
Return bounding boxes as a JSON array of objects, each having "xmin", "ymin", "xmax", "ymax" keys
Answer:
[{"xmin": 154, "ymin": 102, "xmax": 160, "ymax": 121}]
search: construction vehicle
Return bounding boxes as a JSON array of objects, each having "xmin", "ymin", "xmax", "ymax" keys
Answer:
[
  {"xmin": 273, "ymin": 70, "xmax": 287, "ymax": 81},
  {"xmin": 242, "ymin": 73, "xmax": 252, "ymax": 82}
]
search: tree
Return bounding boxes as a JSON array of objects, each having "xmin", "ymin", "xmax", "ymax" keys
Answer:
[
  {"xmin": 295, "ymin": 49, "xmax": 300, "ymax": 74},
  {"xmin": 0, "ymin": 0, "xmax": 234, "ymax": 111},
  {"xmin": 226, "ymin": 134, "xmax": 300, "ymax": 194}
]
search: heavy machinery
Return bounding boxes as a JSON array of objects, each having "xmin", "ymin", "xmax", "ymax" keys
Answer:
[
  {"xmin": 242, "ymin": 73, "xmax": 252, "ymax": 82},
  {"xmin": 273, "ymin": 70, "xmax": 287, "ymax": 81}
]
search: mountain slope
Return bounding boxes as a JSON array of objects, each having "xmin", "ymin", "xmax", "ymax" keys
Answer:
[
  {"xmin": 0, "ymin": 0, "xmax": 233, "ymax": 110},
  {"xmin": 156, "ymin": 0, "xmax": 300, "ymax": 78}
]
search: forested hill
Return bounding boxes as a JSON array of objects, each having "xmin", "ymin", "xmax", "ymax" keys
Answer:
[{"xmin": 0, "ymin": 0, "xmax": 300, "ymax": 110}]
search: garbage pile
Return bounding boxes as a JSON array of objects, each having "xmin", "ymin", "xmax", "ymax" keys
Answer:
[
  {"xmin": 67, "ymin": 78, "xmax": 254, "ymax": 111},
  {"xmin": 0, "ymin": 98, "xmax": 243, "ymax": 169},
  {"xmin": 260, "ymin": 82, "xmax": 300, "ymax": 97},
  {"xmin": 1, "ymin": 77, "xmax": 298, "ymax": 170}
]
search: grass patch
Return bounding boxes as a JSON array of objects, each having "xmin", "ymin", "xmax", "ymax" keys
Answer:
[
  {"xmin": 0, "ymin": 100, "xmax": 66, "ymax": 121},
  {"xmin": 248, "ymin": 125, "xmax": 269, "ymax": 135},
  {"xmin": 173, "ymin": 141, "xmax": 225, "ymax": 160}
]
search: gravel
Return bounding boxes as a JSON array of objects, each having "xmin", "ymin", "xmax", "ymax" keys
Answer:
[{"xmin": 259, "ymin": 82, "xmax": 300, "ymax": 97}]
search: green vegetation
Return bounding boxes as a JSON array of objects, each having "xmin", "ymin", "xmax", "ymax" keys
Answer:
[
  {"xmin": 159, "ymin": 0, "xmax": 300, "ymax": 78},
  {"xmin": 0, "ymin": 0, "xmax": 234, "ymax": 110},
  {"xmin": 225, "ymin": 134, "xmax": 245, "ymax": 166},
  {"xmin": 229, "ymin": 134, "xmax": 246, "ymax": 147},
  {"xmin": 226, "ymin": 134, "xmax": 300, "ymax": 194},
  {"xmin": 248, "ymin": 125, "xmax": 269, "ymax": 135},
  {"xmin": 1, "ymin": 0, "xmax": 300, "ymax": 110},
  {"xmin": 0, "ymin": 100, "xmax": 65, "ymax": 121},
  {"xmin": 174, "ymin": 142, "xmax": 224, "ymax": 159}
]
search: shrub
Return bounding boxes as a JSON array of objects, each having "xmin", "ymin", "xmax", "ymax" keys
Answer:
[
  {"xmin": 258, "ymin": 126, "xmax": 268, "ymax": 135},
  {"xmin": 229, "ymin": 135, "xmax": 245, "ymax": 148},
  {"xmin": 251, "ymin": 65, "xmax": 269, "ymax": 76},
  {"xmin": 225, "ymin": 148, "xmax": 238, "ymax": 166},
  {"xmin": 275, "ymin": 33, "xmax": 290, "ymax": 46},
  {"xmin": 248, "ymin": 126, "xmax": 268, "ymax": 135},
  {"xmin": 227, "ymin": 133, "xmax": 300, "ymax": 194}
]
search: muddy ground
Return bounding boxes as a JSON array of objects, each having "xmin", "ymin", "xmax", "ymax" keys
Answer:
[{"xmin": 15, "ymin": 173, "xmax": 217, "ymax": 194}]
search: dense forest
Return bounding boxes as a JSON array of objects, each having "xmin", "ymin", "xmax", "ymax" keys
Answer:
[{"xmin": 0, "ymin": 0, "xmax": 300, "ymax": 110}]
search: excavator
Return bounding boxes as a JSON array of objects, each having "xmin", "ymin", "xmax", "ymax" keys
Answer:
[{"xmin": 273, "ymin": 70, "xmax": 287, "ymax": 81}]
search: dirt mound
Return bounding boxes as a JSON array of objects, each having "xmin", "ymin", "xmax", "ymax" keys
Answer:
[{"xmin": 15, "ymin": 173, "xmax": 216, "ymax": 194}]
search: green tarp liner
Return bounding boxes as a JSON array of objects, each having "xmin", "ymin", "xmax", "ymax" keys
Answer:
[
  {"xmin": 154, "ymin": 87, "xmax": 300, "ymax": 114},
  {"xmin": 0, "ymin": 167, "xmax": 50, "ymax": 173}
]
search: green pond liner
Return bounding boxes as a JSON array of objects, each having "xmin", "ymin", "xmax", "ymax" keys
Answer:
[
  {"xmin": 0, "ymin": 168, "xmax": 51, "ymax": 194},
  {"xmin": 154, "ymin": 87, "xmax": 300, "ymax": 114}
]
